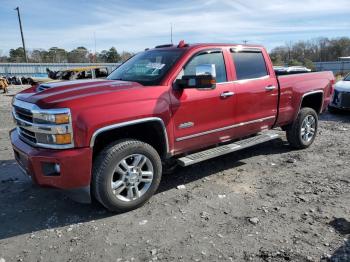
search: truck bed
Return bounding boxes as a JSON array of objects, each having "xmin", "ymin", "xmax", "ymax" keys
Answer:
[{"xmin": 276, "ymin": 71, "xmax": 334, "ymax": 126}]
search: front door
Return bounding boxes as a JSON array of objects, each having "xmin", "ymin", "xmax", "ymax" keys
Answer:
[{"xmin": 169, "ymin": 49, "xmax": 235, "ymax": 154}]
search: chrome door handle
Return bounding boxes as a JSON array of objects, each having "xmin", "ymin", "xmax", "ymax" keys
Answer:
[
  {"xmin": 265, "ymin": 85, "xmax": 277, "ymax": 91},
  {"xmin": 220, "ymin": 91, "xmax": 234, "ymax": 98}
]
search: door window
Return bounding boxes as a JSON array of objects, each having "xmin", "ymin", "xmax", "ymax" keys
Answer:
[{"xmin": 181, "ymin": 51, "xmax": 227, "ymax": 83}]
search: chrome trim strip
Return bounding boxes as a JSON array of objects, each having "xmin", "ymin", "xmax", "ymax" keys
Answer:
[
  {"xmin": 216, "ymin": 75, "xmax": 270, "ymax": 85},
  {"xmin": 13, "ymin": 99, "xmax": 70, "ymax": 115},
  {"xmin": 176, "ymin": 116, "xmax": 276, "ymax": 142},
  {"xmin": 89, "ymin": 117, "xmax": 170, "ymax": 154},
  {"xmin": 300, "ymin": 90, "xmax": 324, "ymax": 114}
]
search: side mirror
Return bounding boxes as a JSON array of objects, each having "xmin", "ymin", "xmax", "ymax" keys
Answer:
[
  {"xmin": 195, "ymin": 64, "xmax": 216, "ymax": 77},
  {"xmin": 175, "ymin": 64, "xmax": 217, "ymax": 90}
]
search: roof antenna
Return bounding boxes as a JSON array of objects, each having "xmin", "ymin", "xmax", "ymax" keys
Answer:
[{"xmin": 170, "ymin": 22, "xmax": 173, "ymax": 45}]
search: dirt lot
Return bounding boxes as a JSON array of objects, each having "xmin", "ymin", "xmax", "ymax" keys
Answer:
[{"xmin": 0, "ymin": 86, "xmax": 349, "ymax": 262}]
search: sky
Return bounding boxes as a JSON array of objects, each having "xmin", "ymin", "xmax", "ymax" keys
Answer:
[{"xmin": 0, "ymin": 0, "xmax": 349, "ymax": 55}]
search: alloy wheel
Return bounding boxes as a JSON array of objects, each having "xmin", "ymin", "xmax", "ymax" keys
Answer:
[{"xmin": 111, "ymin": 154, "xmax": 154, "ymax": 202}]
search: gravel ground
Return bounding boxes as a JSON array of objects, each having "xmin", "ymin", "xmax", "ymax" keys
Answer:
[{"xmin": 0, "ymin": 86, "xmax": 349, "ymax": 262}]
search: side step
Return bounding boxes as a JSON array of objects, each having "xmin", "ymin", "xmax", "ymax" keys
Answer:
[{"xmin": 176, "ymin": 132, "xmax": 279, "ymax": 167}]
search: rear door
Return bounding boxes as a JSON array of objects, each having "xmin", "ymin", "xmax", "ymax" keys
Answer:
[
  {"xmin": 170, "ymin": 49, "xmax": 236, "ymax": 153},
  {"xmin": 229, "ymin": 48, "xmax": 278, "ymax": 137}
]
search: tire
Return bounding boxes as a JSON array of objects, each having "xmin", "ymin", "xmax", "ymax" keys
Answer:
[
  {"xmin": 92, "ymin": 139, "xmax": 162, "ymax": 212},
  {"xmin": 286, "ymin": 107, "xmax": 318, "ymax": 149}
]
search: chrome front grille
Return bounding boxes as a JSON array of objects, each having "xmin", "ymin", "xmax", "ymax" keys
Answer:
[
  {"xmin": 18, "ymin": 127, "xmax": 37, "ymax": 143},
  {"xmin": 14, "ymin": 105, "xmax": 33, "ymax": 123}
]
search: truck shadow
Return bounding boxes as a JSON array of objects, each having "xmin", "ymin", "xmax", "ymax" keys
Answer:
[
  {"xmin": 320, "ymin": 111, "xmax": 350, "ymax": 123},
  {"xmin": 0, "ymin": 138, "xmax": 290, "ymax": 240},
  {"xmin": 158, "ymin": 137, "xmax": 289, "ymax": 193},
  {"xmin": 327, "ymin": 218, "xmax": 350, "ymax": 261}
]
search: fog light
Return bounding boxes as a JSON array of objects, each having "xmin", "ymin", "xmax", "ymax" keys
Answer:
[
  {"xmin": 42, "ymin": 162, "xmax": 61, "ymax": 176},
  {"xmin": 54, "ymin": 163, "xmax": 61, "ymax": 173}
]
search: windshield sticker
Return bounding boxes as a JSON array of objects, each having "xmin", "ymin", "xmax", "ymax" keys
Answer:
[{"xmin": 146, "ymin": 63, "xmax": 165, "ymax": 70}]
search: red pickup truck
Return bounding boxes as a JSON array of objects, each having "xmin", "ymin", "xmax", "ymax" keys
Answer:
[{"xmin": 10, "ymin": 42, "xmax": 334, "ymax": 212}]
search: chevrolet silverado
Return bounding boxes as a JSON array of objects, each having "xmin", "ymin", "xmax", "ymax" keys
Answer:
[{"xmin": 10, "ymin": 41, "xmax": 335, "ymax": 212}]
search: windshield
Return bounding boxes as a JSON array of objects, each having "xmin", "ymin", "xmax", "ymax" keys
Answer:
[
  {"xmin": 344, "ymin": 74, "xmax": 350, "ymax": 81},
  {"xmin": 107, "ymin": 49, "xmax": 184, "ymax": 85}
]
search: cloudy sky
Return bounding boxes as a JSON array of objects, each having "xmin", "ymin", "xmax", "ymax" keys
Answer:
[{"xmin": 1, "ymin": 0, "xmax": 349, "ymax": 54}]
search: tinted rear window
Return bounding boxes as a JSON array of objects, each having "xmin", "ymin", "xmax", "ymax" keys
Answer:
[{"xmin": 232, "ymin": 52, "xmax": 268, "ymax": 80}]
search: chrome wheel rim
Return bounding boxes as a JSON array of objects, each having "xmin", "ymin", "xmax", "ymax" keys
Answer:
[
  {"xmin": 111, "ymin": 154, "xmax": 154, "ymax": 202},
  {"xmin": 301, "ymin": 115, "xmax": 316, "ymax": 143}
]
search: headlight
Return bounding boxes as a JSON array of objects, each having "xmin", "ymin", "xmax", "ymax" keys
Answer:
[
  {"xmin": 34, "ymin": 112, "xmax": 70, "ymax": 125},
  {"xmin": 12, "ymin": 98, "xmax": 74, "ymax": 149},
  {"xmin": 32, "ymin": 110, "xmax": 73, "ymax": 147}
]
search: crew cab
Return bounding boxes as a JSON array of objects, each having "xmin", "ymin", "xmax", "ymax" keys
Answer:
[{"xmin": 10, "ymin": 41, "xmax": 334, "ymax": 212}]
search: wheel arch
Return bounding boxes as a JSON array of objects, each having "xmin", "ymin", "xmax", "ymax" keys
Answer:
[
  {"xmin": 298, "ymin": 90, "xmax": 324, "ymax": 115},
  {"xmin": 90, "ymin": 117, "xmax": 170, "ymax": 160}
]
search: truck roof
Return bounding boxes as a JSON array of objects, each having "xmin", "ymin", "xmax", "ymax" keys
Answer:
[{"xmin": 149, "ymin": 41, "xmax": 265, "ymax": 51}]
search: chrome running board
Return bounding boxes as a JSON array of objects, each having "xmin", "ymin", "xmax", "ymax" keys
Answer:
[{"xmin": 177, "ymin": 132, "xmax": 279, "ymax": 167}]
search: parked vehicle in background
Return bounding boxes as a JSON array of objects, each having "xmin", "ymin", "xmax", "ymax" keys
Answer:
[
  {"xmin": 29, "ymin": 66, "xmax": 109, "ymax": 86},
  {"xmin": 10, "ymin": 41, "xmax": 334, "ymax": 212},
  {"xmin": 328, "ymin": 73, "xmax": 350, "ymax": 113}
]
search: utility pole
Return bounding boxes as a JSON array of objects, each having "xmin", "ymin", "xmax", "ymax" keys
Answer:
[
  {"xmin": 170, "ymin": 23, "xmax": 173, "ymax": 44},
  {"xmin": 243, "ymin": 40, "xmax": 248, "ymax": 45},
  {"xmin": 94, "ymin": 32, "xmax": 97, "ymax": 63},
  {"xmin": 14, "ymin": 6, "xmax": 28, "ymax": 63}
]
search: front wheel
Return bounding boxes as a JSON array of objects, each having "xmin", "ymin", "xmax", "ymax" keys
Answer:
[
  {"xmin": 92, "ymin": 139, "xmax": 162, "ymax": 212},
  {"xmin": 286, "ymin": 107, "xmax": 318, "ymax": 149}
]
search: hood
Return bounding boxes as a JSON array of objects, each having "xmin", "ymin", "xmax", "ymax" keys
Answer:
[
  {"xmin": 335, "ymin": 80, "xmax": 350, "ymax": 92},
  {"xmin": 15, "ymin": 79, "xmax": 147, "ymax": 109}
]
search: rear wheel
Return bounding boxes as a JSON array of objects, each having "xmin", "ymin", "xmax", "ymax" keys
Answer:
[
  {"xmin": 286, "ymin": 107, "xmax": 318, "ymax": 149},
  {"xmin": 93, "ymin": 139, "xmax": 162, "ymax": 212}
]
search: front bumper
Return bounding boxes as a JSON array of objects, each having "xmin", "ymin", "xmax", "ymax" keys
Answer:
[
  {"xmin": 10, "ymin": 129, "xmax": 93, "ymax": 201},
  {"xmin": 330, "ymin": 90, "xmax": 350, "ymax": 110}
]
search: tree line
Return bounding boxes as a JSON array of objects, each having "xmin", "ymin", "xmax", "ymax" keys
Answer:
[
  {"xmin": 1, "ymin": 36, "xmax": 349, "ymax": 67},
  {"xmin": 0, "ymin": 46, "xmax": 134, "ymax": 63},
  {"xmin": 270, "ymin": 37, "xmax": 350, "ymax": 69}
]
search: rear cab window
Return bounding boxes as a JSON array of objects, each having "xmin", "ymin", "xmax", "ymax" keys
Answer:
[{"xmin": 231, "ymin": 49, "xmax": 269, "ymax": 80}]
